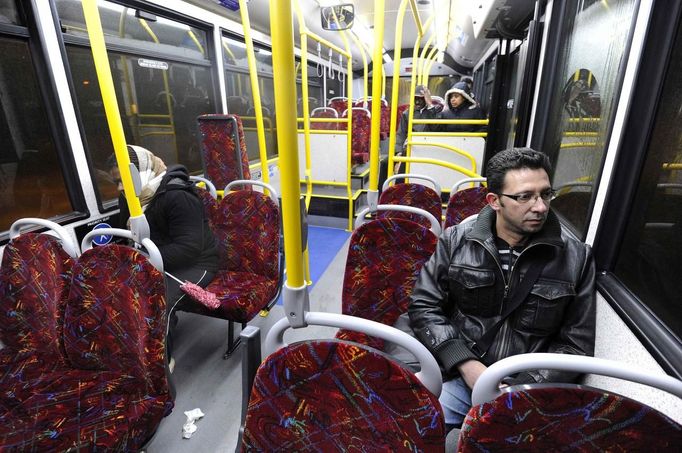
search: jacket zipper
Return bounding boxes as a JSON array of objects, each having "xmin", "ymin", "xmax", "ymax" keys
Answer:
[{"xmin": 470, "ymin": 239, "xmax": 551, "ymax": 361}]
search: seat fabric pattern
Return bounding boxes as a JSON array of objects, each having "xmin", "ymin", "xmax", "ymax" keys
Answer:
[
  {"xmin": 394, "ymin": 104, "xmax": 410, "ymax": 133},
  {"xmin": 187, "ymin": 190, "xmax": 280, "ymax": 323},
  {"xmin": 195, "ymin": 188, "xmax": 219, "ymax": 231},
  {"xmin": 458, "ymin": 386, "xmax": 682, "ymax": 452},
  {"xmin": 197, "ymin": 114, "xmax": 252, "ymax": 190},
  {"xmin": 377, "ymin": 183, "xmax": 443, "ymax": 229},
  {"xmin": 311, "ymin": 109, "xmax": 339, "ymax": 130},
  {"xmin": 328, "ymin": 98, "xmax": 348, "ymax": 117},
  {"xmin": 0, "ymin": 245, "xmax": 172, "ymax": 451},
  {"xmin": 444, "ymin": 187, "xmax": 488, "ymax": 229},
  {"xmin": 343, "ymin": 110, "xmax": 371, "ymax": 164},
  {"xmin": 241, "ymin": 340, "xmax": 445, "ymax": 452},
  {"xmin": 0, "ymin": 234, "xmax": 73, "ymax": 410},
  {"xmin": 336, "ymin": 218, "xmax": 437, "ymax": 349}
]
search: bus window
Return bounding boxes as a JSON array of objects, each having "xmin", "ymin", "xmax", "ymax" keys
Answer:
[
  {"xmin": 0, "ymin": 36, "xmax": 72, "ymax": 232},
  {"xmin": 57, "ymin": 0, "xmax": 216, "ymax": 207},
  {"xmin": 541, "ymin": 0, "xmax": 637, "ymax": 237},
  {"xmin": 0, "ymin": 0, "xmax": 22, "ymax": 25},
  {"xmin": 222, "ymin": 34, "xmax": 278, "ymax": 161},
  {"xmin": 614, "ymin": 19, "xmax": 682, "ymax": 339}
]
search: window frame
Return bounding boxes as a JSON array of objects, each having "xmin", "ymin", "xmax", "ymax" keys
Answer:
[{"xmin": 592, "ymin": 0, "xmax": 682, "ymax": 378}]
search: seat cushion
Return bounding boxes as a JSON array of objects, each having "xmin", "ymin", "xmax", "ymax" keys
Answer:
[
  {"xmin": 186, "ymin": 271, "xmax": 278, "ymax": 323},
  {"xmin": 0, "ymin": 370, "xmax": 171, "ymax": 452},
  {"xmin": 241, "ymin": 340, "xmax": 445, "ymax": 451},
  {"xmin": 0, "ymin": 350, "xmax": 67, "ymax": 412},
  {"xmin": 444, "ymin": 187, "xmax": 488, "ymax": 229}
]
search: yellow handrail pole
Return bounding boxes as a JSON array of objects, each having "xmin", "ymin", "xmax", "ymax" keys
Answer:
[
  {"xmin": 293, "ymin": 0, "xmax": 314, "ymax": 211},
  {"xmin": 222, "ymin": 41, "xmax": 237, "ymax": 63},
  {"xmin": 270, "ymin": 0, "xmax": 305, "ymax": 294},
  {"xmin": 343, "ymin": 32, "xmax": 354, "ymax": 231},
  {"xmin": 422, "ymin": 46, "xmax": 439, "ymax": 86},
  {"xmin": 187, "ymin": 30, "xmax": 205, "ymax": 55},
  {"xmin": 417, "ymin": 35, "xmax": 435, "ymax": 85},
  {"xmin": 348, "ymin": 32, "xmax": 368, "ymax": 103},
  {"xmin": 239, "ymin": 0, "xmax": 269, "ymax": 184},
  {"xmin": 408, "ymin": 0, "xmax": 424, "ymax": 36},
  {"xmin": 394, "ymin": 154, "xmax": 481, "ymax": 179},
  {"xmin": 387, "ymin": 0, "xmax": 410, "ymax": 180},
  {"xmin": 405, "ymin": 16, "xmax": 433, "ymax": 175},
  {"xmin": 367, "ymin": 0, "xmax": 386, "ymax": 206},
  {"xmin": 82, "ymin": 0, "xmax": 146, "ymax": 235}
]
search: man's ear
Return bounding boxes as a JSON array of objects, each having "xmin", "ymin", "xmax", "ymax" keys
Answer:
[{"xmin": 486, "ymin": 192, "xmax": 501, "ymax": 211}]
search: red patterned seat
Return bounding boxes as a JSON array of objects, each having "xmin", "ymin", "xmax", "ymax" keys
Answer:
[
  {"xmin": 336, "ymin": 218, "xmax": 437, "ymax": 349},
  {"xmin": 444, "ymin": 186, "xmax": 488, "ymax": 229},
  {"xmin": 241, "ymin": 340, "xmax": 445, "ymax": 452},
  {"xmin": 378, "ymin": 183, "xmax": 443, "ymax": 229},
  {"xmin": 368, "ymin": 98, "xmax": 391, "ymax": 140},
  {"xmin": 458, "ymin": 385, "xmax": 682, "ymax": 452},
  {"xmin": 181, "ymin": 182, "xmax": 282, "ymax": 356},
  {"xmin": 310, "ymin": 107, "xmax": 339, "ymax": 130},
  {"xmin": 0, "ymin": 233, "xmax": 74, "ymax": 412},
  {"xmin": 343, "ymin": 107, "xmax": 371, "ymax": 164},
  {"xmin": 328, "ymin": 96, "xmax": 348, "ymax": 117},
  {"xmin": 394, "ymin": 104, "xmax": 410, "ymax": 133},
  {"xmin": 0, "ymin": 245, "xmax": 172, "ymax": 451},
  {"xmin": 197, "ymin": 114, "xmax": 252, "ymax": 191}
]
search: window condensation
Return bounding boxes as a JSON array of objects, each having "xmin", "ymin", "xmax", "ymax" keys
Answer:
[
  {"xmin": 0, "ymin": 37, "xmax": 72, "ymax": 231},
  {"xmin": 547, "ymin": 0, "xmax": 637, "ymax": 235},
  {"xmin": 0, "ymin": 0, "xmax": 22, "ymax": 25},
  {"xmin": 615, "ymin": 20, "xmax": 682, "ymax": 340}
]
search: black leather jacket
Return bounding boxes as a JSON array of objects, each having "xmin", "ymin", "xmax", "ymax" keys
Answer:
[{"xmin": 408, "ymin": 205, "xmax": 596, "ymax": 385}]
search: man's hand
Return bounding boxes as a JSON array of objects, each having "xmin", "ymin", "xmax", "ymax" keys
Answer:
[
  {"xmin": 423, "ymin": 87, "xmax": 433, "ymax": 106},
  {"xmin": 457, "ymin": 359, "xmax": 487, "ymax": 390}
]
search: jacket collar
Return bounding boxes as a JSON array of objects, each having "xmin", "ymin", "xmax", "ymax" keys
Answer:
[{"xmin": 467, "ymin": 205, "xmax": 565, "ymax": 249}]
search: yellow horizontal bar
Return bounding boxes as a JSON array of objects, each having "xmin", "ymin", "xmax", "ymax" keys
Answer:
[
  {"xmin": 412, "ymin": 119, "xmax": 489, "ymax": 125},
  {"xmin": 297, "ymin": 118, "xmax": 348, "ymax": 123},
  {"xmin": 663, "ymin": 163, "xmax": 682, "ymax": 170},
  {"xmin": 305, "ymin": 192, "xmax": 364, "ymax": 201},
  {"xmin": 300, "ymin": 180, "xmax": 348, "ymax": 187},
  {"xmin": 301, "ymin": 31, "xmax": 351, "ymax": 58},
  {"xmin": 296, "ymin": 129, "xmax": 347, "ymax": 134},
  {"xmin": 564, "ymin": 132, "xmax": 599, "ymax": 137},
  {"xmin": 411, "ymin": 132, "xmax": 488, "ymax": 138},
  {"xmin": 568, "ymin": 117, "xmax": 601, "ymax": 122},
  {"xmin": 560, "ymin": 142, "xmax": 598, "ymax": 149},
  {"xmin": 407, "ymin": 141, "xmax": 477, "ymax": 173},
  {"xmin": 394, "ymin": 156, "xmax": 481, "ymax": 179}
]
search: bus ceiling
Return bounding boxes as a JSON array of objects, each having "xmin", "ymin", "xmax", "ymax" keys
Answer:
[{"xmin": 193, "ymin": 0, "xmax": 536, "ymax": 72}]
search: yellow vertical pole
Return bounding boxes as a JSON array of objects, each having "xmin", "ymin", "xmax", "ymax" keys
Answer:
[
  {"xmin": 417, "ymin": 34, "xmax": 435, "ymax": 85},
  {"xmin": 270, "ymin": 0, "xmax": 304, "ymax": 292},
  {"xmin": 421, "ymin": 46, "xmax": 439, "ymax": 86},
  {"xmin": 339, "ymin": 31, "xmax": 353, "ymax": 231},
  {"xmin": 387, "ymin": 0, "xmax": 410, "ymax": 179},
  {"xmin": 239, "ymin": 0, "xmax": 269, "ymax": 183},
  {"xmin": 348, "ymin": 32, "xmax": 368, "ymax": 103},
  {"xmin": 82, "ymin": 0, "xmax": 143, "ymax": 224},
  {"xmin": 367, "ymin": 0, "xmax": 385, "ymax": 205}
]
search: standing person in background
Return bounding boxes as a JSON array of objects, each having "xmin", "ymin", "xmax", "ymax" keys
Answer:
[
  {"xmin": 429, "ymin": 81, "xmax": 487, "ymax": 133},
  {"xmin": 380, "ymin": 85, "xmax": 442, "ymax": 189},
  {"xmin": 110, "ymin": 145, "xmax": 219, "ymax": 371}
]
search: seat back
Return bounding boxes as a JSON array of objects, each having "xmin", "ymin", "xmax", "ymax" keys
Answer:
[
  {"xmin": 377, "ymin": 174, "xmax": 443, "ymax": 228},
  {"xmin": 328, "ymin": 96, "xmax": 348, "ymax": 117},
  {"xmin": 213, "ymin": 188, "xmax": 280, "ymax": 279},
  {"xmin": 337, "ymin": 218, "xmax": 438, "ymax": 349},
  {"xmin": 62, "ymin": 245, "xmax": 168, "ymax": 396},
  {"xmin": 458, "ymin": 384, "xmax": 682, "ymax": 452},
  {"xmin": 394, "ymin": 103, "xmax": 410, "ymax": 132},
  {"xmin": 342, "ymin": 107, "xmax": 371, "ymax": 164},
  {"xmin": 197, "ymin": 114, "xmax": 252, "ymax": 190},
  {"xmin": 241, "ymin": 339, "xmax": 445, "ymax": 452},
  {"xmin": 444, "ymin": 186, "xmax": 488, "ymax": 229},
  {"xmin": 310, "ymin": 107, "xmax": 339, "ymax": 130},
  {"xmin": 0, "ymin": 233, "xmax": 74, "ymax": 360}
]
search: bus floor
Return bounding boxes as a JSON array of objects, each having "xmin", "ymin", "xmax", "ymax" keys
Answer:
[{"xmin": 146, "ymin": 230, "xmax": 351, "ymax": 452}]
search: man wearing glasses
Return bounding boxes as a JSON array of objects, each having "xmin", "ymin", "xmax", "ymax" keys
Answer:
[{"xmin": 408, "ymin": 147, "xmax": 596, "ymax": 431}]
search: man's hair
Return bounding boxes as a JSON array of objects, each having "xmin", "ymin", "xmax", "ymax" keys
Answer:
[{"xmin": 486, "ymin": 147, "xmax": 552, "ymax": 194}]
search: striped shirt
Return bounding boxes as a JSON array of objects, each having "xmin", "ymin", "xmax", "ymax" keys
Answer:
[{"xmin": 495, "ymin": 236, "xmax": 525, "ymax": 282}]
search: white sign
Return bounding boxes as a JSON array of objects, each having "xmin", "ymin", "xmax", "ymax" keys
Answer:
[{"xmin": 138, "ymin": 58, "xmax": 169, "ymax": 70}]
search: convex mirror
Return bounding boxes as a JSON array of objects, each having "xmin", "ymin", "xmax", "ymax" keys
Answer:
[{"xmin": 320, "ymin": 4, "xmax": 354, "ymax": 31}]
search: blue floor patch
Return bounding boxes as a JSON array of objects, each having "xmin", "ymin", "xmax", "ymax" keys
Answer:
[{"xmin": 275, "ymin": 226, "xmax": 350, "ymax": 305}]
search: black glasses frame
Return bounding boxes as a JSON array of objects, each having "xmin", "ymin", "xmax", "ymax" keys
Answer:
[{"xmin": 499, "ymin": 189, "xmax": 557, "ymax": 204}]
